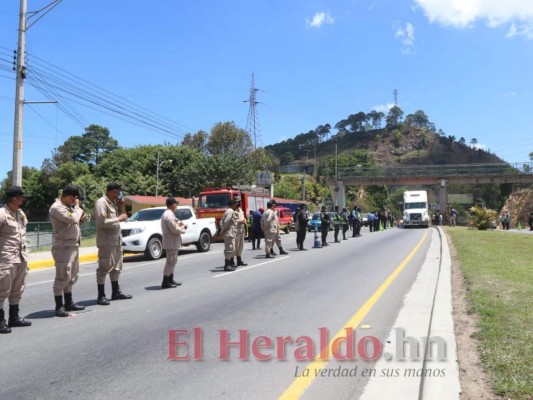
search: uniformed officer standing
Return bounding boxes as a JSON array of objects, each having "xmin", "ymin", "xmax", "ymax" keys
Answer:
[
  {"xmin": 0, "ymin": 186, "xmax": 32, "ymax": 334},
  {"xmin": 320, "ymin": 206, "xmax": 331, "ymax": 246},
  {"xmin": 233, "ymin": 199, "xmax": 248, "ymax": 266},
  {"xmin": 49, "ymin": 185, "xmax": 88, "ymax": 317},
  {"xmin": 94, "ymin": 182, "xmax": 131, "ymax": 305},
  {"xmin": 161, "ymin": 197, "xmax": 187, "ymax": 289},
  {"xmin": 295, "ymin": 204, "xmax": 309, "ymax": 250},
  {"xmin": 332, "ymin": 205, "xmax": 342, "ymax": 243},
  {"xmin": 261, "ymin": 200, "xmax": 288, "ymax": 258},
  {"xmin": 220, "ymin": 199, "xmax": 241, "ymax": 271}
]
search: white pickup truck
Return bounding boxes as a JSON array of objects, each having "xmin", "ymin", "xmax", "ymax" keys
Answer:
[{"xmin": 120, "ymin": 206, "xmax": 216, "ymax": 260}]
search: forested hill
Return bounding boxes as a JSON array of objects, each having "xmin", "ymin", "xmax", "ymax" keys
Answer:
[{"xmin": 265, "ymin": 107, "xmax": 505, "ymax": 167}]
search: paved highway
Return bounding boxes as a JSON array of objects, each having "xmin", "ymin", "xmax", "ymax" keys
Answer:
[{"xmin": 1, "ymin": 227, "xmax": 433, "ymax": 400}]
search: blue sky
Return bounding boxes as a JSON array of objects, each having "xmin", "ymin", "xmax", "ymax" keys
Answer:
[{"xmin": 1, "ymin": 0, "xmax": 532, "ymax": 181}]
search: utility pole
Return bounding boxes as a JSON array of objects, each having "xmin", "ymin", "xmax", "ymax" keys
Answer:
[
  {"xmin": 11, "ymin": 0, "xmax": 62, "ymax": 186},
  {"xmin": 12, "ymin": 0, "xmax": 27, "ymax": 186}
]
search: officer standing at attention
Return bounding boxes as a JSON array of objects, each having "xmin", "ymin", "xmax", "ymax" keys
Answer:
[
  {"xmin": 220, "ymin": 199, "xmax": 241, "ymax": 271},
  {"xmin": 94, "ymin": 182, "xmax": 131, "ymax": 305},
  {"xmin": 332, "ymin": 205, "xmax": 343, "ymax": 243},
  {"xmin": 295, "ymin": 204, "xmax": 309, "ymax": 250},
  {"xmin": 233, "ymin": 199, "xmax": 248, "ymax": 266},
  {"xmin": 0, "ymin": 186, "xmax": 32, "ymax": 334},
  {"xmin": 341, "ymin": 207, "xmax": 350, "ymax": 240},
  {"xmin": 49, "ymin": 185, "xmax": 88, "ymax": 317},
  {"xmin": 320, "ymin": 206, "xmax": 331, "ymax": 246},
  {"xmin": 161, "ymin": 197, "xmax": 188, "ymax": 288},
  {"xmin": 261, "ymin": 200, "xmax": 288, "ymax": 258}
]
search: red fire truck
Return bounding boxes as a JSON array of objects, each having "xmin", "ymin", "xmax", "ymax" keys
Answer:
[{"xmin": 195, "ymin": 187, "xmax": 271, "ymax": 235}]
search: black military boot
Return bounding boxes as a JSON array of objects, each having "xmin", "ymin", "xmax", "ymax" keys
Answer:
[
  {"xmin": 111, "ymin": 281, "xmax": 132, "ymax": 300},
  {"xmin": 224, "ymin": 259, "xmax": 235, "ymax": 272},
  {"xmin": 64, "ymin": 292, "xmax": 85, "ymax": 312},
  {"xmin": 54, "ymin": 295, "xmax": 69, "ymax": 317},
  {"xmin": 265, "ymin": 252, "xmax": 275, "ymax": 259},
  {"xmin": 169, "ymin": 274, "xmax": 181, "ymax": 286},
  {"xmin": 230, "ymin": 257, "xmax": 237, "ymax": 268},
  {"xmin": 97, "ymin": 284, "xmax": 110, "ymax": 306},
  {"xmin": 161, "ymin": 275, "xmax": 177, "ymax": 289},
  {"xmin": 8, "ymin": 304, "xmax": 31, "ymax": 327},
  {"xmin": 279, "ymin": 247, "xmax": 288, "ymax": 255},
  {"xmin": 270, "ymin": 248, "xmax": 277, "ymax": 255},
  {"xmin": 236, "ymin": 256, "xmax": 248, "ymax": 266},
  {"xmin": 0, "ymin": 309, "xmax": 12, "ymax": 334}
]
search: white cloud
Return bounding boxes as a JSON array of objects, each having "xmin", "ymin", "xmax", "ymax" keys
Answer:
[
  {"xmin": 496, "ymin": 91, "xmax": 517, "ymax": 99},
  {"xmin": 414, "ymin": 0, "xmax": 533, "ymax": 39},
  {"xmin": 305, "ymin": 12, "xmax": 334, "ymax": 29},
  {"xmin": 395, "ymin": 22, "xmax": 416, "ymax": 54},
  {"xmin": 373, "ymin": 103, "xmax": 395, "ymax": 113}
]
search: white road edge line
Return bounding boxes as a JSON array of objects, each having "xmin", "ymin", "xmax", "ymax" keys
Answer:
[{"xmin": 213, "ymin": 256, "xmax": 290, "ymax": 278}]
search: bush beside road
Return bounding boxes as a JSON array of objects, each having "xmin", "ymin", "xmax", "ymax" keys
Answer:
[{"xmin": 446, "ymin": 227, "xmax": 532, "ymax": 399}]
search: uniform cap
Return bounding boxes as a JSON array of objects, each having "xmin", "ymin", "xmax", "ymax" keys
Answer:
[
  {"xmin": 267, "ymin": 200, "xmax": 277, "ymax": 208},
  {"xmin": 228, "ymin": 199, "xmax": 237, "ymax": 206},
  {"xmin": 166, "ymin": 197, "xmax": 179, "ymax": 206},
  {"xmin": 5, "ymin": 185, "xmax": 30, "ymax": 198}
]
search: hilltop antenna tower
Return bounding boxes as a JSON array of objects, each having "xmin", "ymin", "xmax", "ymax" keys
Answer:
[
  {"xmin": 393, "ymin": 89, "xmax": 398, "ymax": 107},
  {"xmin": 244, "ymin": 73, "xmax": 261, "ymax": 153}
]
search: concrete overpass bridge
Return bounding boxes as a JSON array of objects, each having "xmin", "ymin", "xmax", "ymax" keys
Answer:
[{"xmin": 327, "ymin": 162, "xmax": 533, "ymax": 211}]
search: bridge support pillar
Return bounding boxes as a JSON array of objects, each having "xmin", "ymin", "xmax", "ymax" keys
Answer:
[
  {"xmin": 328, "ymin": 180, "xmax": 345, "ymax": 209},
  {"xmin": 438, "ymin": 179, "xmax": 447, "ymax": 214}
]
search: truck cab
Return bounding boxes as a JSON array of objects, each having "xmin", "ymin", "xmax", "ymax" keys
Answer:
[{"xmin": 403, "ymin": 190, "xmax": 430, "ymax": 228}]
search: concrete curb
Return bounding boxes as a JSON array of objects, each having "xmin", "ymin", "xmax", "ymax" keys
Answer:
[
  {"xmin": 28, "ymin": 252, "xmax": 138, "ymax": 271},
  {"xmin": 360, "ymin": 227, "xmax": 461, "ymax": 399},
  {"xmin": 28, "ymin": 254, "xmax": 99, "ymax": 271}
]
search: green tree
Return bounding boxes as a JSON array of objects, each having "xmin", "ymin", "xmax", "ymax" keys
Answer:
[
  {"xmin": 52, "ymin": 124, "xmax": 120, "ymax": 167},
  {"xmin": 206, "ymin": 122, "xmax": 253, "ymax": 157},
  {"xmin": 367, "ymin": 110, "xmax": 385, "ymax": 129},
  {"xmin": 181, "ymin": 130, "xmax": 208, "ymax": 154},
  {"xmin": 386, "ymin": 106, "xmax": 404, "ymax": 129}
]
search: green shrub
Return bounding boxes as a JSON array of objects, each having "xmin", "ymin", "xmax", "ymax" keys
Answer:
[{"xmin": 468, "ymin": 206, "xmax": 497, "ymax": 230}]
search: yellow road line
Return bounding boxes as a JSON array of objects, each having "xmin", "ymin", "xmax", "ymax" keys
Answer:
[{"xmin": 279, "ymin": 229, "xmax": 429, "ymax": 399}]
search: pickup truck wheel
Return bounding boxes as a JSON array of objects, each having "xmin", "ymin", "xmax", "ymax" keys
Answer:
[
  {"xmin": 145, "ymin": 236, "xmax": 163, "ymax": 260},
  {"xmin": 196, "ymin": 231, "xmax": 211, "ymax": 252}
]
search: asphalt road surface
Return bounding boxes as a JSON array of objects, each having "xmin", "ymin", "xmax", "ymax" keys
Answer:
[{"xmin": 1, "ymin": 227, "xmax": 432, "ymax": 400}]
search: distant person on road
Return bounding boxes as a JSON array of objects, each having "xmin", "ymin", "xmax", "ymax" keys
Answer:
[
  {"xmin": 0, "ymin": 186, "xmax": 32, "ymax": 334},
  {"xmin": 529, "ymin": 212, "xmax": 533, "ymax": 231},
  {"xmin": 94, "ymin": 182, "xmax": 132, "ymax": 305},
  {"xmin": 161, "ymin": 197, "xmax": 187, "ymax": 289},
  {"xmin": 332, "ymin": 206, "xmax": 343, "ymax": 243},
  {"xmin": 261, "ymin": 200, "xmax": 288, "ymax": 257},
  {"xmin": 233, "ymin": 199, "xmax": 248, "ymax": 266},
  {"xmin": 320, "ymin": 206, "xmax": 331, "ymax": 246},
  {"xmin": 388, "ymin": 212, "xmax": 395, "ymax": 228},
  {"xmin": 49, "ymin": 185, "xmax": 89, "ymax": 317},
  {"xmin": 295, "ymin": 204, "xmax": 309, "ymax": 250},
  {"xmin": 220, "ymin": 199, "xmax": 240, "ymax": 271},
  {"xmin": 368, "ymin": 212, "xmax": 375, "ymax": 232},
  {"xmin": 341, "ymin": 207, "xmax": 350, "ymax": 240},
  {"xmin": 351, "ymin": 206, "xmax": 360, "ymax": 237},
  {"xmin": 250, "ymin": 208, "xmax": 263, "ymax": 250},
  {"xmin": 450, "ymin": 208, "xmax": 457, "ymax": 227},
  {"xmin": 501, "ymin": 212, "xmax": 510, "ymax": 230}
]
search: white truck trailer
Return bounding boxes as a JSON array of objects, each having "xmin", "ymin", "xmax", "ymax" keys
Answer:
[{"xmin": 402, "ymin": 190, "xmax": 430, "ymax": 228}]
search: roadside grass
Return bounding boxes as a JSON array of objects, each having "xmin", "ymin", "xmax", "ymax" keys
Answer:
[{"xmin": 446, "ymin": 227, "xmax": 532, "ymax": 399}]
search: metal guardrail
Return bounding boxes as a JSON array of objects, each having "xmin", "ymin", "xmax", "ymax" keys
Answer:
[
  {"xmin": 26, "ymin": 220, "xmax": 96, "ymax": 250},
  {"xmin": 332, "ymin": 162, "xmax": 533, "ymax": 179}
]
